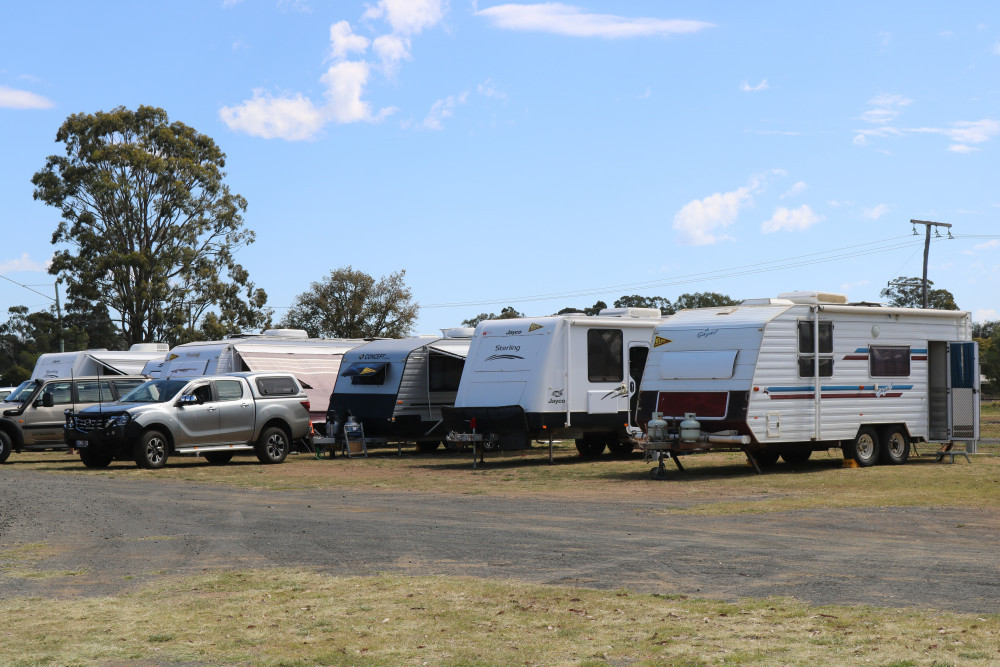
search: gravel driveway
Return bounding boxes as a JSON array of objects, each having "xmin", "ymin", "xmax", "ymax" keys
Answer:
[{"xmin": 2, "ymin": 468, "xmax": 998, "ymax": 614}]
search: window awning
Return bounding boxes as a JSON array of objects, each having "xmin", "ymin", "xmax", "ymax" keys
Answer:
[
  {"xmin": 659, "ymin": 350, "xmax": 738, "ymax": 380},
  {"xmin": 340, "ymin": 361, "xmax": 389, "ymax": 377}
]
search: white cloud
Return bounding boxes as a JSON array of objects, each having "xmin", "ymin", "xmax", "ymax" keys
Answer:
[
  {"xmin": 975, "ymin": 240, "xmax": 1000, "ymax": 251},
  {"xmin": 0, "ymin": 253, "xmax": 50, "ymax": 273},
  {"xmin": 672, "ymin": 171, "xmax": 782, "ymax": 245},
  {"xmin": 860, "ymin": 93, "xmax": 912, "ymax": 124},
  {"xmin": 478, "ymin": 78, "xmax": 507, "ymax": 100},
  {"xmin": 364, "ymin": 0, "xmax": 446, "ymax": 35},
  {"xmin": 475, "ymin": 3, "xmax": 713, "ymax": 38},
  {"xmin": 320, "ymin": 61, "xmax": 393, "ymax": 124},
  {"xmin": 975, "ymin": 309, "xmax": 999, "ymax": 322},
  {"xmin": 993, "ymin": 41, "xmax": 1000, "ymax": 55},
  {"xmin": 862, "ymin": 203, "xmax": 890, "ymax": 220},
  {"xmin": 761, "ymin": 205, "xmax": 822, "ymax": 233},
  {"xmin": 373, "ymin": 34, "xmax": 412, "ymax": 74},
  {"xmin": 329, "ymin": 20, "xmax": 370, "ymax": 60},
  {"xmin": 740, "ymin": 79, "xmax": 769, "ymax": 93},
  {"xmin": 224, "ymin": 2, "xmax": 446, "ymax": 140},
  {"xmin": 420, "ymin": 91, "xmax": 469, "ymax": 130},
  {"xmin": 911, "ymin": 119, "xmax": 1000, "ymax": 152},
  {"xmin": 219, "ymin": 90, "xmax": 327, "ymax": 140},
  {"xmin": 0, "ymin": 85, "xmax": 54, "ymax": 109},
  {"xmin": 780, "ymin": 181, "xmax": 807, "ymax": 199}
]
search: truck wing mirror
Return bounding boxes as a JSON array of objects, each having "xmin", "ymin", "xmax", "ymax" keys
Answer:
[
  {"xmin": 178, "ymin": 394, "xmax": 199, "ymax": 406},
  {"xmin": 41, "ymin": 394, "xmax": 55, "ymax": 408}
]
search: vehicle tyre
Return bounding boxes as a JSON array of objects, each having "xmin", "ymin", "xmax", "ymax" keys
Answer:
[
  {"xmin": 79, "ymin": 446, "xmax": 114, "ymax": 468},
  {"xmin": 134, "ymin": 430, "xmax": 169, "ymax": 469},
  {"xmin": 752, "ymin": 450, "xmax": 780, "ymax": 466},
  {"xmin": 575, "ymin": 433, "xmax": 607, "ymax": 458},
  {"xmin": 416, "ymin": 440, "xmax": 441, "ymax": 453},
  {"xmin": 0, "ymin": 431, "xmax": 12, "ymax": 464},
  {"xmin": 878, "ymin": 426, "xmax": 910, "ymax": 465},
  {"xmin": 607, "ymin": 440, "xmax": 635, "ymax": 458},
  {"xmin": 204, "ymin": 452, "xmax": 234, "ymax": 465},
  {"xmin": 0, "ymin": 431, "xmax": 13, "ymax": 463},
  {"xmin": 843, "ymin": 427, "xmax": 879, "ymax": 467},
  {"xmin": 780, "ymin": 448, "xmax": 812, "ymax": 464},
  {"xmin": 255, "ymin": 426, "xmax": 289, "ymax": 464}
]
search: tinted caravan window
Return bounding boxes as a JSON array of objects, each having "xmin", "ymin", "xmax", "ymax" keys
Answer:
[{"xmin": 587, "ymin": 329, "xmax": 623, "ymax": 383}]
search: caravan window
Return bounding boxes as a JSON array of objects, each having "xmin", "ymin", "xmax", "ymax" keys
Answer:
[
  {"xmin": 870, "ymin": 346, "xmax": 910, "ymax": 377},
  {"xmin": 797, "ymin": 320, "xmax": 833, "ymax": 378},
  {"xmin": 429, "ymin": 354, "xmax": 463, "ymax": 392},
  {"xmin": 797, "ymin": 357, "xmax": 833, "ymax": 378},
  {"xmin": 797, "ymin": 320, "xmax": 833, "ymax": 353},
  {"xmin": 587, "ymin": 329, "xmax": 624, "ymax": 383}
]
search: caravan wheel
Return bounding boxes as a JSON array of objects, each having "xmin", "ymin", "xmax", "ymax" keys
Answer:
[
  {"xmin": 843, "ymin": 427, "xmax": 879, "ymax": 467},
  {"xmin": 751, "ymin": 451, "xmax": 779, "ymax": 466},
  {"xmin": 575, "ymin": 434, "xmax": 607, "ymax": 458},
  {"xmin": 878, "ymin": 426, "xmax": 910, "ymax": 465},
  {"xmin": 780, "ymin": 449, "xmax": 812, "ymax": 464}
]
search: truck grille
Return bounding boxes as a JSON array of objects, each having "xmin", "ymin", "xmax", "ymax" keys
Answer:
[{"xmin": 76, "ymin": 416, "xmax": 111, "ymax": 430}]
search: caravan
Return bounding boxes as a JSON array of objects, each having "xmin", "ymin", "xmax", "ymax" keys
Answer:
[
  {"xmin": 442, "ymin": 309, "xmax": 663, "ymax": 455},
  {"xmin": 638, "ymin": 292, "xmax": 978, "ymax": 468},
  {"xmin": 326, "ymin": 328, "xmax": 474, "ymax": 450},
  {"xmin": 146, "ymin": 330, "xmax": 367, "ymax": 423},
  {"xmin": 32, "ymin": 343, "xmax": 169, "ymax": 380}
]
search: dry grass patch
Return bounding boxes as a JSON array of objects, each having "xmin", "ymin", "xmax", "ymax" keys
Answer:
[
  {"xmin": 1, "ymin": 569, "xmax": 998, "ymax": 666},
  {"xmin": 11, "ymin": 444, "xmax": 1000, "ymax": 515}
]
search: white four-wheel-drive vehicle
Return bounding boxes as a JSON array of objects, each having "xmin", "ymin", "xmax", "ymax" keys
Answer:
[{"xmin": 65, "ymin": 372, "xmax": 312, "ymax": 469}]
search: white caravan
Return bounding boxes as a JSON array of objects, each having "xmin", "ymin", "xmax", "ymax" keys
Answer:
[
  {"xmin": 442, "ymin": 309, "xmax": 663, "ymax": 455},
  {"xmin": 144, "ymin": 330, "xmax": 366, "ymax": 423},
  {"xmin": 327, "ymin": 328, "xmax": 474, "ymax": 449},
  {"xmin": 32, "ymin": 343, "xmax": 169, "ymax": 380},
  {"xmin": 638, "ymin": 292, "xmax": 978, "ymax": 468}
]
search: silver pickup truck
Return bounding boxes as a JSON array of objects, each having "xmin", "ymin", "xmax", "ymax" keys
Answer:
[{"xmin": 65, "ymin": 372, "xmax": 312, "ymax": 469}]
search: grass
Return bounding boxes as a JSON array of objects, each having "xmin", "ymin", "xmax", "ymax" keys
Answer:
[
  {"xmin": 10, "ymin": 443, "xmax": 1000, "ymax": 516},
  {"xmin": 0, "ymin": 569, "xmax": 998, "ymax": 666}
]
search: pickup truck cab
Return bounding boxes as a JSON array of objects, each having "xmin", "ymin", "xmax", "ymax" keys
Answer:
[
  {"xmin": 0, "ymin": 376, "xmax": 147, "ymax": 463},
  {"xmin": 65, "ymin": 372, "xmax": 311, "ymax": 469}
]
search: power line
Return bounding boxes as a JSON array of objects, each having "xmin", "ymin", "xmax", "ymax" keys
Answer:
[
  {"xmin": 0, "ymin": 273, "xmax": 55, "ymax": 302},
  {"xmin": 419, "ymin": 234, "xmax": 937, "ymax": 309}
]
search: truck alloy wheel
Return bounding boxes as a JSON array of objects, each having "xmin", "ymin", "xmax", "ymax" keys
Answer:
[
  {"xmin": 134, "ymin": 430, "xmax": 169, "ymax": 469},
  {"xmin": 255, "ymin": 426, "xmax": 289, "ymax": 464}
]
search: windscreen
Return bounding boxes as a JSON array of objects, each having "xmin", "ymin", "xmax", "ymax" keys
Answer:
[
  {"xmin": 3, "ymin": 381, "xmax": 34, "ymax": 403},
  {"xmin": 119, "ymin": 379, "xmax": 189, "ymax": 403}
]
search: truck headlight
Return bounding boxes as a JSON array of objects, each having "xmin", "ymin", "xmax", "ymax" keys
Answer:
[{"xmin": 108, "ymin": 414, "xmax": 130, "ymax": 427}]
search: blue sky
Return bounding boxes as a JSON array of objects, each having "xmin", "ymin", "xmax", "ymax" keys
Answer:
[{"xmin": 2, "ymin": 1, "xmax": 1000, "ymax": 337}]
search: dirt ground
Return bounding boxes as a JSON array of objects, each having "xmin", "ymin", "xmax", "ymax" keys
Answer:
[{"xmin": 2, "ymin": 455, "xmax": 999, "ymax": 615}]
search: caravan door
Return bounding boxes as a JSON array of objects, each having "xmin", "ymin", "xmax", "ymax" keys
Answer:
[
  {"xmin": 948, "ymin": 341, "xmax": 980, "ymax": 448},
  {"xmin": 627, "ymin": 342, "xmax": 649, "ymax": 426}
]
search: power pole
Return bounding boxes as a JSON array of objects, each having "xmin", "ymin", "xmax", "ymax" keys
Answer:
[{"xmin": 910, "ymin": 219, "xmax": 953, "ymax": 308}]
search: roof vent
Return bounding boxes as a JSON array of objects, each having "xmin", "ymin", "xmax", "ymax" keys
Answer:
[
  {"xmin": 740, "ymin": 298, "xmax": 796, "ymax": 306},
  {"xmin": 441, "ymin": 327, "xmax": 476, "ymax": 338},
  {"xmin": 597, "ymin": 307, "xmax": 662, "ymax": 319},
  {"xmin": 776, "ymin": 291, "xmax": 849, "ymax": 305},
  {"xmin": 261, "ymin": 329, "xmax": 310, "ymax": 339}
]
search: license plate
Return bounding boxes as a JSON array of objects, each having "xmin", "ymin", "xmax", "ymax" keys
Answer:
[{"xmin": 76, "ymin": 440, "xmax": 88, "ymax": 448}]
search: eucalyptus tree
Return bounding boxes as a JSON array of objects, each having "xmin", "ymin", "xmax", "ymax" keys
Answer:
[{"xmin": 32, "ymin": 105, "xmax": 270, "ymax": 346}]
